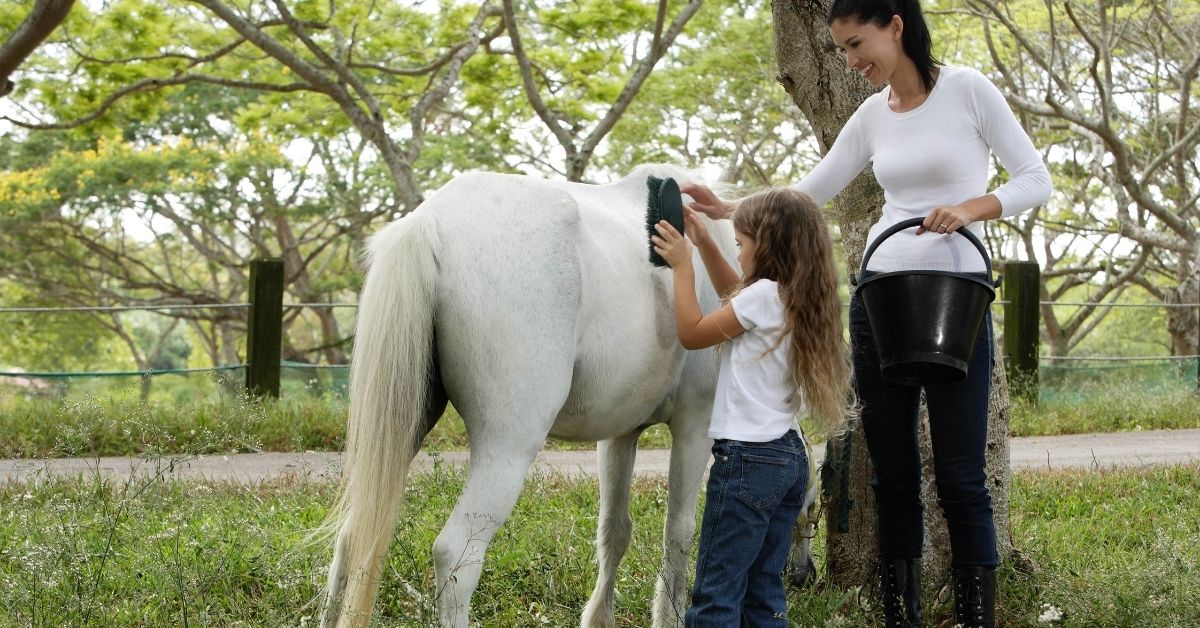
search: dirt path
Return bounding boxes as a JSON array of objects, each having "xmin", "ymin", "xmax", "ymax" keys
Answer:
[{"xmin": 2, "ymin": 428, "xmax": 1197, "ymax": 485}]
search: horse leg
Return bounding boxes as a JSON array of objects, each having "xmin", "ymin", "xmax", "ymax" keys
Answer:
[
  {"xmin": 580, "ymin": 430, "xmax": 641, "ymax": 628},
  {"xmin": 653, "ymin": 415, "xmax": 712, "ymax": 628},
  {"xmin": 787, "ymin": 439, "xmax": 821, "ymax": 588},
  {"xmin": 434, "ymin": 405, "xmax": 559, "ymax": 624}
]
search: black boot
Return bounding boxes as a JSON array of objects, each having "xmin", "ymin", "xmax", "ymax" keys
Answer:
[
  {"xmin": 879, "ymin": 557, "xmax": 922, "ymax": 627},
  {"xmin": 952, "ymin": 566, "xmax": 996, "ymax": 628}
]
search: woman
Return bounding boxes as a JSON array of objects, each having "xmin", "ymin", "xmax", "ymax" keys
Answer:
[{"xmin": 681, "ymin": 1, "xmax": 1052, "ymax": 626}]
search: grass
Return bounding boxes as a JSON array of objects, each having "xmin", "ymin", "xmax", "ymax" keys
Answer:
[
  {"xmin": 2, "ymin": 374, "xmax": 1198, "ymax": 458},
  {"xmin": 1, "ymin": 462, "xmax": 1197, "ymax": 626},
  {"xmin": 1003, "ymin": 465, "xmax": 1200, "ymax": 626},
  {"xmin": 1010, "ymin": 378, "xmax": 1200, "ymax": 436},
  {"xmin": 0, "ymin": 391, "xmax": 676, "ymax": 459},
  {"xmin": 0, "ymin": 393, "xmax": 345, "ymax": 458}
]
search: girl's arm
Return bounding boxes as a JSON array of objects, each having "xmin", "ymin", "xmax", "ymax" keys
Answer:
[
  {"xmin": 685, "ymin": 208, "xmax": 741, "ymax": 298},
  {"xmin": 652, "ymin": 221, "xmax": 746, "ymax": 350}
]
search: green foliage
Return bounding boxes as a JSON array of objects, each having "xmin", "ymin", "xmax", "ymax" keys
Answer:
[
  {"xmin": 0, "ymin": 383, "xmax": 680, "ymax": 457},
  {"xmin": 0, "ymin": 475, "xmax": 330, "ymax": 626},
  {"xmin": 0, "ymin": 126, "xmax": 373, "ymax": 369},
  {"xmin": 0, "ymin": 282, "xmax": 134, "ymax": 373},
  {"xmin": 4, "ymin": 369, "xmax": 1198, "ymax": 455},
  {"xmin": 599, "ymin": 1, "xmax": 816, "ymax": 184}
]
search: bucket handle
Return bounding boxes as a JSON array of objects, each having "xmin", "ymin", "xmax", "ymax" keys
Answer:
[{"xmin": 850, "ymin": 217, "xmax": 1001, "ymax": 288}]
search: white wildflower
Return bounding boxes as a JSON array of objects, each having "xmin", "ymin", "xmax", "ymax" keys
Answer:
[{"xmin": 1038, "ymin": 603, "xmax": 1063, "ymax": 623}]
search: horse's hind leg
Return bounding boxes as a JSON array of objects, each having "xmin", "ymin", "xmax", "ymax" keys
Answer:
[
  {"xmin": 581, "ymin": 430, "xmax": 641, "ymax": 628},
  {"xmin": 431, "ymin": 380, "xmax": 569, "ymax": 627},
  {"xmin": 431, "ymin": 425, "xmax": 545, "ymax": 627}
]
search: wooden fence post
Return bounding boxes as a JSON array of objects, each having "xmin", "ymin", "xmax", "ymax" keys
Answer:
[
  {"xmin": 1003, "ymin": 261, "xmax": 1040, "ymax": 403},
  {"xmin": 246, "ymin": 258, "xmax": 284, "ymax": 398}
]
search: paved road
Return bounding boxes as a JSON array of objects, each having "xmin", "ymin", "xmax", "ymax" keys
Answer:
[{"xmin": 2, "ymin": 429, "xmax": 1197, "ymax": 485}]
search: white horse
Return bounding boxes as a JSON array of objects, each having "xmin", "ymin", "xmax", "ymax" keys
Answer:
[{"xmin": 319, "ymin": 164, "xmax": 819, "ymax": 627}]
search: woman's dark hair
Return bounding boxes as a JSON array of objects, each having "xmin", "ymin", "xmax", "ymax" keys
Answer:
[{"xmin": 827, "ymin": 0, "xmax": 940, "ymax": 92}]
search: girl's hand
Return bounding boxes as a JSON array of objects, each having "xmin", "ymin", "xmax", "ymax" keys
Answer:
[
  {"xmin": 683, "ymin": 207, "xmax": 712, "ymax": 246},
  {"xmin": 918, "ymin": 204, "xmax": 974, "ymax": 235},
  {"xmin": 651, "ymin": 220, "xmax": 692, "ymax": 269},
  {"xmin": 680, "ymin": 183, "xmax": 734, "ymax": 220}
]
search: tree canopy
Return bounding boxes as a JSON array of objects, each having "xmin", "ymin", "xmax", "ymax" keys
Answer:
[{"xmin": 1, "ymin": 0, "xmax": 1196, "ymax": 375}]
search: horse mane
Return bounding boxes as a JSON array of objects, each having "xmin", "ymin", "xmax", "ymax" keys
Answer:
[
  {"xmin": 619, "ymin": 163, "xmax": 737, "ymax": 203},
  {"xmin": 623, "ymin": 163, "xmax": 702, "ymax": 184}
]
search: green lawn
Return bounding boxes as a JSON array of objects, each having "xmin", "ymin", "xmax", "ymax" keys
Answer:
[{"xmin": 1, "ymin": 463, "xmax": 1197, "ymax": 626}]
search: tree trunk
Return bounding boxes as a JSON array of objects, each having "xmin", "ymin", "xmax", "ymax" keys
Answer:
[
  {"xmin": 772, "ymin": 0, "xmax": 1015, "ymax": 591},
  {"xmin": 1167, "ymin": 252, "xmax": 1199, "ymax": 358}
]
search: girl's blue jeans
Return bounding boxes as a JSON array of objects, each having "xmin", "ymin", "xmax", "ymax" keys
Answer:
[
  {"xmin": 850, "ymin": 277, "xmax": 998, "ymax": 568},
  {"xmin": 685, "ymin": 430, "xmax": 809, "ymax": 627}
]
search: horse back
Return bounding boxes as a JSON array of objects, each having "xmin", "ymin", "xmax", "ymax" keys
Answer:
[{"xmin": 419, "ymin": 171, "xmax": 696, "ymax": 439}]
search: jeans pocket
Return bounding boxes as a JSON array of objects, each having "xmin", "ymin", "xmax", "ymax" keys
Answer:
[{"xmin": 736, "ymin": 452, "xmax": 791, "ymax": 512}]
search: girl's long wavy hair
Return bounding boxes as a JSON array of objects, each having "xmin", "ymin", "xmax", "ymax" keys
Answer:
[{"xmin": 731, "ymin": 188, "xmax": 852, "ymax": 431}]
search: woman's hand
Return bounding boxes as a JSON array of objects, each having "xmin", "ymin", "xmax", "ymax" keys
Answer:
[
  {"xmin": 680, "ymin": 183, "xmax": 734, "ymax": 220},
  {"xmin": 918, "ymin": 204, "xmax": 974, "ymax": 235},
  {"xmin": 651, "ymin": 220, "xmax": 693, "ymax": 270},
  {"xmin": 919, "ymin": 196, "xmax": 1002, "ymax": 234},
  {"xmin": 683, "ymin": 207, "xmax": 712, "ymax": 247}
]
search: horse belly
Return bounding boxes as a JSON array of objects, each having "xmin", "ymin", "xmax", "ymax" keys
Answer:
[
  {"xmin": 549, "ymin": 240, "xmax": 686, "ymax": 441},
  {"xmin": 550, "ymin": 348, "xmax": 683, "ymax": 441}
]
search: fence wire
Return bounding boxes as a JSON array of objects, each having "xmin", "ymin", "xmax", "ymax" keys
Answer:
[{"xmin": 1, "ymin": 300, "xmax": 1196, "ymax": 402}]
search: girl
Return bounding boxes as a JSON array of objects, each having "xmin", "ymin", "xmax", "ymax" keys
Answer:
[
  {"xmin": 680, "ymin": 1, "xmax": 1053, "ymax": 626},
  {"xmin": 651, "ymin": 187, "xmax": 850, "ymax": 627}
]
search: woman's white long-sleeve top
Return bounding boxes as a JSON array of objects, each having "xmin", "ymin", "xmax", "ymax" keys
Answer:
[{"xmin": 794, "ymin": 65, "xmax": 1052, "ymax": 273}]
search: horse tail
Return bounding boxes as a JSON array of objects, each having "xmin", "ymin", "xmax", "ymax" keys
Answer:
[{"xmin": 320, "ymin": 213, "xmax": 439, "ymax": 628}]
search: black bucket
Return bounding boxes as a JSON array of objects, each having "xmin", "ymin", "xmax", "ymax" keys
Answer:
[{"xmin": 852, "ymin": 217, "xmax": 1001, "ymax": 387}]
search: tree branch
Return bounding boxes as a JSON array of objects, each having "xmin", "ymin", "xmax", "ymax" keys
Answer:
[
  {"xmin": 191, "ymin": 0, "xmax": 424, "ymax": 210},
  {"xmin": 501, "ymin": 0, "xmax": 578, "ymax": 158},
  {"xmin": 406, "ymin": 3, "xmax": 503, "ymax": 162},
  {"xmin": 2, "ymin": 73, "xmax": 314, "ymax": 129},
  {"xmin": 268, "ymin": 0, "xmax": 379, "ymax": 117},
  {"xmin": 577, "ymin": 0, "xmax": 703, "ymax": 175},
  {"xmin": 0, "ymin": 0, "xmax": 77, "ymax": 95}
]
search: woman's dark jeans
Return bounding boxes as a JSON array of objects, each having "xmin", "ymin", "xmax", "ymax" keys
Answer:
[{"xmin": 850, "ymin": 276, "xmax": 998, "ymax": 568}]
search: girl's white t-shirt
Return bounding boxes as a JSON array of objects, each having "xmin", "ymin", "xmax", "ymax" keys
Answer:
[{"xmin": 708, "ymin": 279, "xmax": 802, "ymax": 442}]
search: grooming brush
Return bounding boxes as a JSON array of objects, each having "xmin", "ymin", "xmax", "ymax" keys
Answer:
[{"xmin": 646, "ymin": 176, "xmax": 686, "ymax": 268}]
